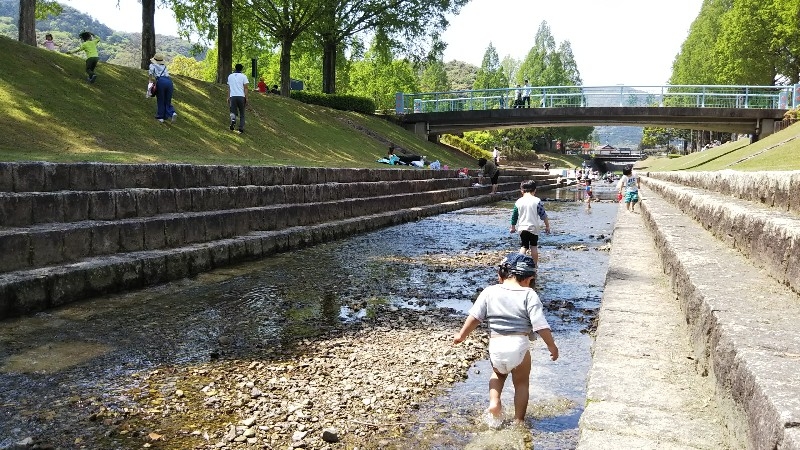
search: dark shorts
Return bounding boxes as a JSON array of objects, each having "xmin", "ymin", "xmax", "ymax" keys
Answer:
[
  {"xmin": 520, "ymin": 230, "xmax": 539, "ymax": 249},
  {"xmin": 491, "ymin": 171, "xmax": 500, "ymax": 185}
]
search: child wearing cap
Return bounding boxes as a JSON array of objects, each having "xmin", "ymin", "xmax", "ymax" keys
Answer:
[
  {"xmin": 510, "ymin": 180, "xmax": 551, "ymax": 266},
  {"xmin": 453, "ymin": 253, "xmax": 559, "ymax": 426}
]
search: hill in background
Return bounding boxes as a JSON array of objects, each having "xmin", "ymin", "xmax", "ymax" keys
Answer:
[{"xmin": 0, "ymin": 0, "xmax": 203, "ymax": 68}]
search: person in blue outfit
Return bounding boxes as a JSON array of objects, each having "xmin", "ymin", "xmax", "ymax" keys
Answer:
[
  {"xmin": 453, "ymin": 253, "xmax": 559, "ymax": 427},
  {"xmin": 148, "ymin": 53, "xmax": 177, "ymax": 123}
]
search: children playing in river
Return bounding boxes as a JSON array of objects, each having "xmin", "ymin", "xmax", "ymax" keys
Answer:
[
  {"xmin": 510, "ymin": 180, "xmax": 551, "ymax": 266},
  {"xmin": 585, "ymin": 178, "xmax": 593, "ymax": 210},
  {"xmin": 618, "ymin": 165, "xmax": 641, "ymax": 212},
  {"xmin": 453, "ymin": 253, "xmax": 559, "ymax": 427}
]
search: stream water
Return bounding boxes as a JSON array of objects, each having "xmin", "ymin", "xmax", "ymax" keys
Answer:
[{"xmin": 0, "ymin": 183, "xmax": 618, "ymax": 449}]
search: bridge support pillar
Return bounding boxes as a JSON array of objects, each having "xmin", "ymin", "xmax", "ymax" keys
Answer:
[
  {"xmin": 757, "ymin": 118, "xmax": 775, "ymax": 140},
  {"xmin": 411, "ymin": 122, "xmax": 428, "ymax": 140}
]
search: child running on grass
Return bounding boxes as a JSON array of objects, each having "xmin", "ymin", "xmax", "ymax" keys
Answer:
[
  {"xmin": 67, "ymin": 31, "xmax": 101, "ymax": 83},
  {"xmin": 510, "ymin": 180, "xmax": 551, "ymax": 266},
  {"xmin": 453, "ymin": 253, "xmax": 559, "ymax": 427}
]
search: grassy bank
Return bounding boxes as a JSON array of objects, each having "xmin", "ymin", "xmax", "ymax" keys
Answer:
[
  {"xmin": 637, "ymin": 122, "xmax": 800, "ymax": 172},
  {"xmin": 0, "ymin": 36, "xmax": 475, "ymax": 169}
]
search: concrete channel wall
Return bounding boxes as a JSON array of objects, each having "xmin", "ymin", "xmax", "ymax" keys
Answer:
[
  {"xmin": 0, "ymin": 162, "xmax": 555, "ymax": 320},
  {"xmin": 582, "ymin": 170, "xmax": 800, "ymax": 450}
]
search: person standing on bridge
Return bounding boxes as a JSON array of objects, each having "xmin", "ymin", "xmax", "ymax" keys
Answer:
[
  {"xmin": 510, "ymin": 180, "xmax": 551, "ymax": 265},
  {"xmin": 453, "ymin": 253, "xmax": 559, "ymax": 427},
  {"xmin": 522, "ymin": 80, "xmax": 531, "ymax": 108}
]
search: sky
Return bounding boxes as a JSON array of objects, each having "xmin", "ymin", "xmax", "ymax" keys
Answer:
[{"xmin": 60, "ymin": 0, "xmax": 703, "ymax": 87}]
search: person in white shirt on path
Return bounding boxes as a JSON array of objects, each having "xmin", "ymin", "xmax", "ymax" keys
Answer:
[{"xmin": 227, "ymin": 63, "xmax": 249, "ymax": 134}]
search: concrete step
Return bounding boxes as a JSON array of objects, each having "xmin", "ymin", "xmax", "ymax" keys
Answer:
[
  {"xmin": 0, "ymin": 193, "xmax": 498, "ymax": 319},
  {"xmin": 637, "ymin": 185, "xmax": 800, "ymax": 450},
  {"xmin": 579, "ymin": 205, "xmax": 729, "ymax": 449},
  {"xmin": 642, "ymin": 177, "xmax": 800, "ymax": 294},
  {"xmin": 646, "ymin": 170, "xmax": 800, "ymax": 214},
  {"xmin": 0, "ymin": 186, "xmax": 490, "ymax": 273}
]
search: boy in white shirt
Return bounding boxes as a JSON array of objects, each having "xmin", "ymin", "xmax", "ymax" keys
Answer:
[
  {"xmin": 618, "ymin": 165, "xmax": 641, "ymax": 212},
  {"xmin": 227, "ymin": 63, "xmax": 249, "ymax": 134},
  {"xmin": 510, "ymin": 180, "xmax": 551, "ymax": 265}
]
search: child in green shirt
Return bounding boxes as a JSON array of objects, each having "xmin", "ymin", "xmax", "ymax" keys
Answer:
[{"xmin": 67, "ymin": 31, "xmax": 101, "ymax": 83}]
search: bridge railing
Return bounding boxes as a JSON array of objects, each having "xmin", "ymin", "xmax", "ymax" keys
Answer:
[{"xmin": 395, "ymin": 84, "xmax": 798, "ymax": 114}]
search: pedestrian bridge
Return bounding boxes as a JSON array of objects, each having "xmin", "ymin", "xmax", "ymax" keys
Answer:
[{"xmin": 394, "ymin": 84, "xmax": 798, "ymax": 140}]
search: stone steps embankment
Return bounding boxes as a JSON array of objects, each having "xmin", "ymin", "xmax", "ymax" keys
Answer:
[
  {"xmin": 582, "ymin": 171, "xmax": 800, "ymax": 450},
  {"xmin": 0, "ymin": 162, "xmax": 554, "ymax": 320}
]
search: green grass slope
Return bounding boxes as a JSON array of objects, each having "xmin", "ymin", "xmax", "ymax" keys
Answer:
[
  {"xmin": 0, "ymin": 36, "xmax": 475, "ymax": 168},
  {"xmin": 637, "ymin": 122, "xmax": 800, "ymax": 172}
]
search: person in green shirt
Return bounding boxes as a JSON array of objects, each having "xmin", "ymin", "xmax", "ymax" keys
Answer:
[{"xmin": 67, "ymin": 31, "xmax": 100, "ymax": 83}]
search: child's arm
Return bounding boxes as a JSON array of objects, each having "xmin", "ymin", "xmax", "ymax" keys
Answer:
[
  {"xmin": 510, "ymin": 205, "xmax": 519, "ymax": 233},
  {"xmin": 453, "ymin": 315, "xmax": 481, "ymax": 344},
  {"xmin": 536, "ymin": 328, "xmax": 559, "ymax": 361}
]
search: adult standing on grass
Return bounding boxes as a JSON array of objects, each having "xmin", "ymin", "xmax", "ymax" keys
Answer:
[
  {"xmin": 66, "ymin": 31, "xmax": 100, "ymax": 83},
  {"xmin": 227, "ymin": 63, "xmax": 248, "ymax": 134},
  {"xmin": 148, "ymin": 54, "xmax": 177, "ymax": 124}
]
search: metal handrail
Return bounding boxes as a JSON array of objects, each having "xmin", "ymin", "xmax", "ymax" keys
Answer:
[{"xmin": 395, "ymin": 84, "xmax": 798, "ymax": 114}]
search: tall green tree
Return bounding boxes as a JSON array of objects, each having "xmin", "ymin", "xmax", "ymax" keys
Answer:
[
  {"xmin": 17, "ymin": 0, "xmax": 60, "ymax": 45},
  {"xmin": 347, "ymin": 30, "xmax": 418, "ymax": 110},
  {"xmin": 472, "ymin": 43, "xmax": 508, "ymax": 90},
  {"xmin": 170, "ymin": 0, "xmax": 234, "ymax": 83}
]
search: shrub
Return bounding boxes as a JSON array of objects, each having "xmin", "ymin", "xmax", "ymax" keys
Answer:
[
  {"xmin": 440, "ymin": 134, "xmax": 492, "ymax": 160},
  {"xmin": 290, "ymin": 91, "xmax": 376, "ymax": 114}
]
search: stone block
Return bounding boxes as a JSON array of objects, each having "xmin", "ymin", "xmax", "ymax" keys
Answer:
[
  {"xmin": 49, "ymin": 268, "xmax": 88, "ymax": 307},
  {"xmin": 233, "ymin": 210, "xmax": 250, "ymax": 235},
  {"xmin": 61, "ymin": 226, "xmax": 91, "ymax": 261},
  {"xmin": 117, "ymin": 257, "xmax": 144, "ymax": 290},
  {"xmin": 187, "ymin": 246, "xmax": 212, "ymax": 276},
  {"xmin": 118, "ymin": 221, "xmax": 145, "ymax": 252},
  {"xmin": 44, "ymin": 163, "xmax": 71, "ymax": 191},
  {"xmin": 204, "ymin": 214, "xmax": 223, "ymax": 241},
  {"xmin": 91, "ymin": 223, "xmax": 120, "ymax": 255},
  {"xmin": 0, "ymin": 282, "xmax": 11, "ymax": 319},
  {"xmin": 150, "ymin": 164, "xmax": 173, "ymax": 189},
  {"xmin": 0, "ymin": 233, "xmax": 30, "ymax": 272},
  {"xmin": 85, "ymin": 261, "xmax": 118, "ymax": 295},
  {"xmin": 0, "ymin": 163, "xmax": 14, "ymax": 191},
  {"xmin": 237, "ymin": 166, "xmax": 254, "ymax": 186},
  {"xmin": 114, "ymin": 191, "xmax": 138, "ymax": 219},
  {"xmin": 218, "ymin": 211, "xmax": 237, "ymax": 238},
  {"xmin": 228, "ymin": 239, "xmax": 248, "ymax": 262},
  {"xmin": 143, "ymin": 219, "xmax": 166, "ymax": 250},
  {"xmin": 0, "ymin": 194, "xmax": 33, "ymax": 226},
  {"xmin": 170, "ymin": 164, "xmax": 192, "ymax": 188},
  {"xmin": 62, "ymin": 192, "xmax": 90, "ymax": 223},
  {"xmin": 141, "ymin": 255, "xmax": 167, "ymax": 284},
  {"xmin": 93, "ymin": 164, "xmax": 118, "ymax": 190},
  {"xmin": 30, "ymin": 230, "xmax": 63, "ymax": 266},
  {"xmin": 299, "ymin": 168, "xmax": 318, "ymax": 185},
  {"xmin": 264, "ymin": 185, "xmax": 284, "ymax": 205},
  {"xmin": 164, "ymin": 216, "xmax": 187, "ymax": 247},
  {"xmin": 243, "ymin": 236, "xmax": 263, "ymax": 258},
  {"xmin": 184, "ymin": 215, "xmax": 207, "ymax": 244},
  {"xmin": 260, "ymin": 234, "xmax": 277, "ymax": 255},
  {"xmin": 284, "ymin": 166, "xmax": 300, "ymax": 185},
  {"xmin": 283, "ymin": 185, "xmax": 304, "ymax": 204},
  {"xmin": 135, "ymin": 189, "xmax": 159, "ymax": 217},
  {"xmin": 217, "ymin": 187, "xmax": 236, "ymax": 209},
  {"xmin": 790, "ymin": 173, "xmax": 800, "ymax": 215},
  {"xmin": 174, "ymin": 189, "xmax": 193, "ymax": 212},
  {"xmin": 13, "ymin": 163, "xmax": 46, "ymax": 192},
  {"xmin": 165, "ymin": 251, "xmax": 189, "ymax": 281},
  {"xmin": 67, "ymin": 163, "xmax": 95, "ymax": 191},
  {"xmin": 88, "ymin": 191, "xmax": 116, "ymax": 220},
  {"xmin": 12, "ymin": 275, "xmax": 49, "ymax": 315},
  {"xmin": 208, "ymin": 241, "xmax": 230, "ymax": 267},
  {"xmin": 31, "ymin": 193, "xmax": 63, "ymax": 224},
  {"xmin": 156, "ymin": 190, "xmax": 177, "ymax": 214}
]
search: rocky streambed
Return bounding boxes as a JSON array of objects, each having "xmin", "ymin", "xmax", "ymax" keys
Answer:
[{"xmin": 1, "ymin": 199, "xmax": 616, "ymax": 450}]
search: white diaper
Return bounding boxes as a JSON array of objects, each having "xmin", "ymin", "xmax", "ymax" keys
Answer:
[{"xmin": 488, "ymin": 334, "xmax": 530, "ymax": 374}]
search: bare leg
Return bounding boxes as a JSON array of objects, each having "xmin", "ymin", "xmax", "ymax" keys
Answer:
[
  {"xmin": 510, "ymin": 351, "xmax": 532, "ymax": 423},
  {"xmin": 488, "ymin": 369, "xmax": 508, "ymax": 417},
  {"xmin": 529, "ymin": 245, "xmax": 539, "ymax": 266}
]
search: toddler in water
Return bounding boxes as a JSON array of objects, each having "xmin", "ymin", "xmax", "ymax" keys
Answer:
[{"xmin": 453, "ymin": 253, "xmax": 558, "ymax": 427}]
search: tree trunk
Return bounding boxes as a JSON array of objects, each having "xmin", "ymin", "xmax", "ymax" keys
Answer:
[
  {"xmin": 322, "ymin": 38, "xmax": 337, "ymax": 94},
  {"xmin": 18, "ymin": 0, "xmax": 36, "ymax": 46},
  {"xmin": 216, "ymin": 0, "xmax": 233, "ymax": 84},
  {"xmin": 140, "ymin": 0, "xmax": 156, "ymax": 70},
  {"xmin": 280, "ymin": 39, "xmax": 293, "ymax": 97}
]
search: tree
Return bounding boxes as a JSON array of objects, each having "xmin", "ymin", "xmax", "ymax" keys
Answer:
[
  {"xmin": 472, "ymin": 43, "xmax": 508, "ymax": 90},
  {"xmin": 419, "ymin": 58, "xmax": 450, "ymax": 92},
  {"xmin": 169, "ymin": 54, "xmax": 205, "ymax": 79},
  {"xmin": 141, "ymin": 0, "xmax": 156, "ymax": 70},
  {"xmin": 243, "ymin": 0, "xmax": 323, "ymax": 96},
  {"xmin": 17, "ymin": 0, "xmax": 61, "ymax": 46},
  {"xmin": 170, "ymin": 0, "xmax": 233, "ymax": 83},
  {"xmin": 347, "ymin": 30, "xmax": 418, "ymax": 110},
  {"xmin": 312, "ymin": 0, "xmax": 467, "ymax": 94},
  {"xmin": 444, "ymin": 60, "xmax": 478, "ymax": 90}
]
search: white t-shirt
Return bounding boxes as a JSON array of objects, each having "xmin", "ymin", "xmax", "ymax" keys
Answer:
[
  {"xmin": 468, "ymin": 284, "xmax": 550, "ymax": 335},
  {"xmin": 522, "ymin": 84, "xmax": 531, "ymax": 97},
  {"xmin": 620, "ymin": 174, "xmax": 639, "ymax": 193},
  {"xmin": 227, "ymin": 72, "xmax": 249, "ymax": 97}
]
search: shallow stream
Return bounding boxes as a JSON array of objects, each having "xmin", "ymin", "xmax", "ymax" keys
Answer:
[{"xmin": 0, "ymin": 184, "xmax": 618, "ymax": 449}]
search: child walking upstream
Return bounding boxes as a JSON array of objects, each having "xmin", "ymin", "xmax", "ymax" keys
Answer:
[
  {"xmin": 585, "ymin": 178, "xmax": 593, "ymax": 209},
  {"xmin": 453, "ymin": 254, "xmax": 559, "ymax": 426},
  {"xmin": 618, "ymin": 165, "xmax": 641, "ymax": 212},
  {"xmin": 510, "ymin": 180, "xmax": 551, "ymax": 266},
  {"xmin": 67, "ymin": 31, "xmax": 100, "ymax": 83}
]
